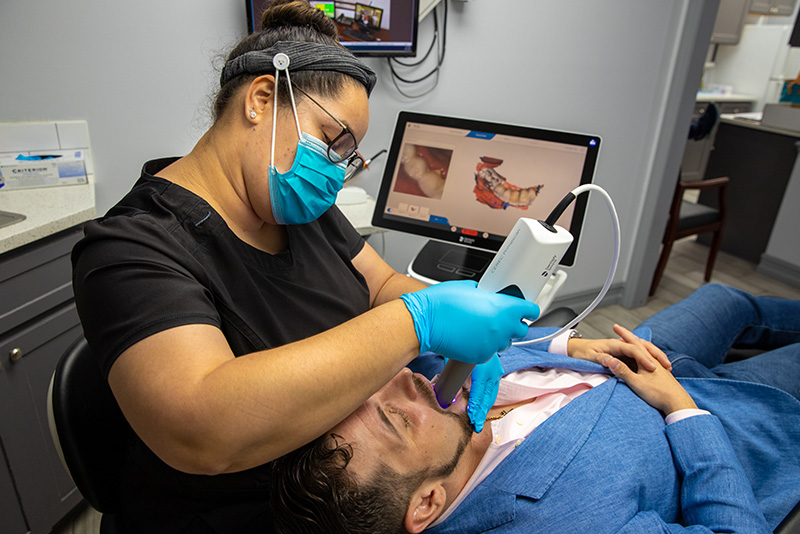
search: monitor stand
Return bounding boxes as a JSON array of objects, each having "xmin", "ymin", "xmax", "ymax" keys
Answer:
[{"xmin": 407, "ymin": 240, "xmax": 496, "ymax": 285}]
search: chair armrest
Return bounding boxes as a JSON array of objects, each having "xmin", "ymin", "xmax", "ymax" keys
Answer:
[
  {"xmin": 678, "ymin": 176, "xmax": 730, "ymax": 191},
  {"xmin": 677, "ymin": 176, "xmax": 729, "ymax": 221}
]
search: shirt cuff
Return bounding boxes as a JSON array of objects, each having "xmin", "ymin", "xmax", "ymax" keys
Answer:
[
  {"xmin": 549, "ymin": 330, "xmax": 573, "ymax": 356},
  {"xmin": 665, "ymin": 408, "xmax": 710, "ymax": 425}
]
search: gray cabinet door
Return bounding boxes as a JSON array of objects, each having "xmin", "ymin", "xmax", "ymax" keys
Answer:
[
  {"xmin": 0, "ymin": 442, "xmax": 29, "ymax": 534},
  {"xmin": 749, "ymin": 0, "xmax": 773, "ymax": 14},
  {"xmin": 750, "ymin": 0, "xmax": 797, "ymax": 14},
  {"xmin": 711, "ymin": 0, "xmax": 750, "ymax": 44},
  {"xmin": 774, "ymin": 0, "xmax": 798, "ymax": 15},
  {"xmin": 0, "ymin": 303, "xmax": 83, "ymax": 533},
  {"xmin": 681, "ymin": 103, "xmax": 717, "ymax": 182}
]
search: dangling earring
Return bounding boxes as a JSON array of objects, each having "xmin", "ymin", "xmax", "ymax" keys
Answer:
[{"xmin": 249, "ymin": 109, "xmax": 257, "ymax": 119}]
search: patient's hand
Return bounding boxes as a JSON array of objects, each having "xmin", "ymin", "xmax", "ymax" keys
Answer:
[
  {"xmin": 601, "ymin": 325, "xmax": 696, "ymax": 415},
  {"xmin": 568, "ymin": 325, "xmax": 672, "ymax": 372}
]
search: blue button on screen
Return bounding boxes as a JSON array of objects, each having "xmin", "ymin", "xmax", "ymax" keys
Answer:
[{"xmin": 466, "ymin": 131, "xmax": 495, "ymax": 140}]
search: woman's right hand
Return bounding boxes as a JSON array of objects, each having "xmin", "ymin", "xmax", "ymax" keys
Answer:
[{"xmin": 400, "ymin": 280, "xmax": 540, "ymax": 364}]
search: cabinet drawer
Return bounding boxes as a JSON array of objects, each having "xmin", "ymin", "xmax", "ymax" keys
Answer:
[
  {"xmin": 717, "ymin": 101, "xmax": 752, "ymax": 115},
  {"xmin": 0, "ymin": 226, "xmax": 83, "ymax": 335},
  {"xmin": 693, "ymin": 102, "xmax": 710, "ymax": 118}
]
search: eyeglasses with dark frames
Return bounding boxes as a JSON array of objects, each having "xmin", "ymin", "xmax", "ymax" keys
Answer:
[{"xmin": 293, "ymin": 85, "xmax": 364, "ymax": 183}]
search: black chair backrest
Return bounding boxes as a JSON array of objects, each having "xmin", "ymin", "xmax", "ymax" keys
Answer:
[
  {"xmin": 50, "ymin": 336, "xmax": 131, "ymax": 513},
  {"xmin": 776, "ymin": 500, "xmax": 800, "ymax": 534}
]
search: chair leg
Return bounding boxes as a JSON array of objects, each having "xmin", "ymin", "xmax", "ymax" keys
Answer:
[
  {"xmin": 705, "ymin": 229, "xmax": 723, "ymax": 282},
  {"xmin": 650, "ymin": 239, "xmax": 674, "ymax": 296}
]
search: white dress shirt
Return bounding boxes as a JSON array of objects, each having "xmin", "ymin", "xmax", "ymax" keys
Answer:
[{"xmin": 429, "ymin": 330, "xmax": 709, "ymax": 528}]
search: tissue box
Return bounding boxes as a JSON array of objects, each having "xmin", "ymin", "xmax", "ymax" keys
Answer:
[{"xmin": 0, "ymin": 150, "xmax": 88, "ymax": 190}]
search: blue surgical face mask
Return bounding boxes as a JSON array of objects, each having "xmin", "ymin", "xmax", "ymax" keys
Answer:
[
  {"xmin": 269, "ymin": 132, "xmax": 346, "ymax": 225},
  {"xmin": 268, "ymin": 71, "xmax": 346, "ymax": 225}
]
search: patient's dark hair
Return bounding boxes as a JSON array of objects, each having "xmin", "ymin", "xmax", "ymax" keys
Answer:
[
  {"xmin": 213, "ymin": 0, "xmax": 353, "ymax": 122},
  {"xmin": 270, "ymin": 433, "xmax": 416, "ymax": 534}
]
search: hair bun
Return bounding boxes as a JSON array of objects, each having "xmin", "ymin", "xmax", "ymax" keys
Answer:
[{"xmin": 261, "ymin": 0, "xmax": 338, "ymax": 40}]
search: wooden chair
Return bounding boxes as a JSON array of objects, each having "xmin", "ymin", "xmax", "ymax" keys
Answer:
[{"xmin": 650, "ymin": 176, "xmax": 730, "ymax": 296}]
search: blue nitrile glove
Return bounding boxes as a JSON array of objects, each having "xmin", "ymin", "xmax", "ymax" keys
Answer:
[
  {"xmin": 400, "ymin": 280, "xmax": 540, "ymax": 364},
  {"xmin": 467, "ymin": 354, "xmax": 504, "ymax": 433}
]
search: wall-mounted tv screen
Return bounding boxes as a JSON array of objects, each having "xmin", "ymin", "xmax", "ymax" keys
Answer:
[
  {"xmin": 372, "ymin": 112, "xmax": 602, "ymax": 280},
  {"xmin": 246, "ymin": 0, "xmax": 418, "ymax": 57}
]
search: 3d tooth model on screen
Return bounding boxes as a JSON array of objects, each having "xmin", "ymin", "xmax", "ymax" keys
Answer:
[
  {"xmin": 474, "ymin": 156, "xmax": 544, "ymax": 210},
  {"xmin": 399, "ymin": 144, "xmax": 447, "ymax": 199}
]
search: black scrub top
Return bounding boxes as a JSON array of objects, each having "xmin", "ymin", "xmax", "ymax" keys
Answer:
[{"xmin": 72, "ymin": 158, "xmax": 371, "ymax": 533}]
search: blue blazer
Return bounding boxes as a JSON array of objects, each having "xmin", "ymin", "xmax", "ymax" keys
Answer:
[{"xmin": 409, "ymin": 329, "xmax": 800, "ymax": 533}]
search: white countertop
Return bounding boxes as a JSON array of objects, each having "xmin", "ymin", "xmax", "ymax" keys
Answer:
[
  {"xmin": 0, "ymin": 183, "xmax": 381, "ymax": 256},
  {"xmin": 719, "ymin": 114, "xmax": 800, "ymax": 139},
  {"xmin": 696, "ymin": 92, "xmax": 757, "ymax": 102},
  {"xmin": 0, "ymin": 183, "xmax": 96, "ymax": 254}
]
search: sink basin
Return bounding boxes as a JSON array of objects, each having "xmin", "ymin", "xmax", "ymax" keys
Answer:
[{"xmin": 0, "ymin": 210, "xmax": 26, "ymax": 230}]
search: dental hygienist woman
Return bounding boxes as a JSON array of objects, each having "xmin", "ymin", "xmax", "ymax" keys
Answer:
[{"xmin": 71, "ymin": 1, "xmax": 538, "ymax": 532}]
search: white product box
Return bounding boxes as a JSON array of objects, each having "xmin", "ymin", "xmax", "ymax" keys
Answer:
[{"xmin": 0, "ymin": 150, "xmax": 88, "ymax": 190}]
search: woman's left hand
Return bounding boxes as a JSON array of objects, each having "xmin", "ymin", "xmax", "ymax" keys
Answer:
[
  {"xmin": 466, "ymin": 354, "xmax": 504, "ymax": 433},
  {"xmin": 568, "ymin": 324, "xmax": 672, "ymax": 372}
]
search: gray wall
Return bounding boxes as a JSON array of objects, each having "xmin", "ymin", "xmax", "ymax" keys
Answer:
[
  {"xmin": 0, "ymin": 1, "xmax": 244, "ymax": 211},
  {"xmin": 0, "ymin": 0, "xmax": 716, "ymax": 307},
  {"xmin": 748, "ymin": 5, "xmax": 800, "ymax": 289},
  {"xmin": 356, "ymin": 1, "xmax": 716, "ymax": 306},
  {"xmin": 759, "ymin": 148, "xmax": 800, "ymax": 287}
]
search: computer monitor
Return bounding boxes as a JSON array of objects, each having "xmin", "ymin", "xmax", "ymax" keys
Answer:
[
  {"xmin": 372, "ymin": 112, "xmax": 601, "ymax": 281},
  {"xmin": 245, "ymin": 0, "xmax": 418, "ymax": 57}
]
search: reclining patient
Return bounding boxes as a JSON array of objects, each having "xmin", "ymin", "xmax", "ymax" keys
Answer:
[{"xmin": 270, "ymin": 284, "xmax": 800, "ymax": 533}]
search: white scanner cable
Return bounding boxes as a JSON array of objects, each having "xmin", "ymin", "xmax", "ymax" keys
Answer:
[{"xmin": 512, "ymin": 183, "xmax": 621, "ymax": 346}]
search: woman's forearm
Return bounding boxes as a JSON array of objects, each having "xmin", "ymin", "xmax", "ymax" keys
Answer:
[
  {"xmin": 372, "ymin": 271, "xmax": 427, "ymax": 307},
  {"xmin": 109, "ymin": 299, "xmax": 421, "ymax": 475}
]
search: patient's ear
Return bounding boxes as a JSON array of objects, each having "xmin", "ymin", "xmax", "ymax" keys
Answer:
[{"xmin": 404, "ymin": 482, "xmax": 446, "ymax": 534}]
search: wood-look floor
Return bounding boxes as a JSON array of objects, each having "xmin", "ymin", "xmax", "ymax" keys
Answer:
[
  {"xmin": 53, "ymin": 236, "xmax": 800, "ymax": 534},
  {"xmin": 52, "ymin": 502, "xmax": 101, "ymax": 534},
  {"xmin": 581, "ymin": 237, "xmax": 800, "ymax": 339}
]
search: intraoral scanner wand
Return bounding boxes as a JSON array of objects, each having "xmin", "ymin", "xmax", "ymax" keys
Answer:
[{"xmin": 432, "ymin": 184, "xmax": 620, "ymax": 409}]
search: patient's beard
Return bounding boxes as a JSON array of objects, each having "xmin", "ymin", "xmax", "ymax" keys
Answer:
[
  {"xmin": 410, "ymin": 375, "xmax": 474, "ymax": 478},
  {"xmin": 412, "ymin": 375, "xmax": 473, "ymax": 433}
]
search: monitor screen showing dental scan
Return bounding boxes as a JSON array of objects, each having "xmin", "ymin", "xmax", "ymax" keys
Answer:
[
  {"xmin": 245, "ymin": 0, "xmax": 418, "ymax": 57},
  {"xmin": 372, "ymin": 112, "xmax": 601, "ymax": 278}
]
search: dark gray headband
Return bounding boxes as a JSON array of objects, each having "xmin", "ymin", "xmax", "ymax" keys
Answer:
[{"xmin": 220, "ymin": 40, "xmax": 377, "ymax": 96}]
